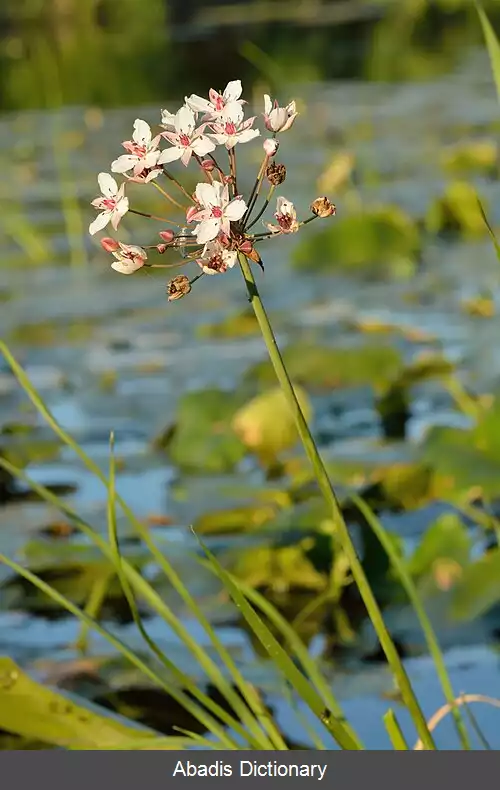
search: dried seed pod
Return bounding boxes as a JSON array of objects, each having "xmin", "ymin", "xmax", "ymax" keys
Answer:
[
  {"xmin": 266, "ymin": 162, "xmax": 287, "ymax": 186},
  {"xmin": 167, "ymin": 275, "xmax": 191, "ymax": 301},
  {"xmin": 310, "ymin": 196, "xmax": 336, "ymax": 218}
]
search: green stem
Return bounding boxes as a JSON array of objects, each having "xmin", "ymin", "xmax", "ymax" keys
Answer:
[{"xmin": 237, "ymin": 252, "xmax": 436, "ymax": 751}]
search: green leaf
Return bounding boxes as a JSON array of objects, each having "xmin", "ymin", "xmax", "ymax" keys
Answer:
[
  {"xmin": 407, "ymin": 514, "xmax": 471, "ymax": 580},
  {"xmin": 477, "ymin": 4, "xmax": 500, "ymax": 102},
  {"xmin": 451, "ymin": 549, "xmax": 500, "ymax": 621},
  {"xmin": 0, "ymin": 657, "xmax": 158, "ymax": 749}
]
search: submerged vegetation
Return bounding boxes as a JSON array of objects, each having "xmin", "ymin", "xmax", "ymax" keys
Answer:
[{"xmin": 2, "ymin": 0, "xmax": 500, "ymax": 751}]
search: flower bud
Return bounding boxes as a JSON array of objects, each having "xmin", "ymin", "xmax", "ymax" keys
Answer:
[
  {"xmin": 263, "ymin": 138, "xmax": 279, "ymax": 157},
  {"xmin": 201, "ymin": 159, "xmax": 215, "ymax": 172},
  {"xmin": 100, "ymin": 237, "xmax": 120, "ymax": 253},
  {"xmin": 157, "ymin": 243, "xmax": 168, "ymax": 254},
  {"xmin": 238, "ymin": 239, "xmax": 253, "ymax": 255},
  {"xmin": 310, "ymin": 196, "xmax": 336, "ymax": 218},
  {"xmin": 186, "ymin": 205, "xmax": 199, "ymax": 223},
  {"xmin": 167, "ymin": 275, "xmax": 191, "ymax": 301},
  {"xmin": 266, "ymin": 162, "xmax": 287, "ymax": 186},
  {"xmin": 159, "ymin": 229, "xmax": 175, "ymax": 243}
]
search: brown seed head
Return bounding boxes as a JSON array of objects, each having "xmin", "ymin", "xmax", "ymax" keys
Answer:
[
  {"xmin": 266, "ymin": 162, "xmax": 287, "ymax": 186},
  {"xmin": 310, "ymin": 196, "xmax": 336, "ymax": 218},
  {"xmin": 167, "ymin": 275, "xmax": 191, "ymax": 301}
]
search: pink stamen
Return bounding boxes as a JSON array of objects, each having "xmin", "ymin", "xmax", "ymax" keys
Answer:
[
  {"xmin": 123, "ymin": 141, "xmax": 147, "ymax": 156},
  {"xmin": 224, "ymin": 122, "xmax": 237, "ymax": 135},
  {"xmin": 179, "ymin": 134, "xmax": 191, "ymax": 147},
  {"xmin": 215, "ymin": 96, "xmax": 225, "ymax": 111},
  {"xmin": 102, "ymin": 198, "xmax": 117, "ymax": 210},
  {"xmin": 211, "ymin": 206, "xmax": 223, "ymax": 218}
]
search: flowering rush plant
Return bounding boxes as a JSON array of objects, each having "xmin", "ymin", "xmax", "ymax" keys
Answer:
[{"xmin": 89, "ymin": 80, "xmax": 335, "ymax": 300}]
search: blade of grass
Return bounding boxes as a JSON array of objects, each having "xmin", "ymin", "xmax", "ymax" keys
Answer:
[
  {"xmin": 477, "ymin": 4, "xmax": 500, "ymax": 102},
  {"xmin": 197, "ymin": 556, "xmax": 364, "ymax": 749},
  {"xmin": 194, "ymin": 531, "xmax": 362, "ymax": 750},
  {"xmin": 0, "ymin": 343, "xmax": 287, "ymax": 751},
  {"xmin": 0, "ymin": 551, "xmax": 239, "ymax": 749},
  {"xmin": 384, "ymin": 710, "xmax": 410, "ymax": 750},
  {"xmin": 462, "ymin": 698, "xmax": 492, "ymax": 750},
  {"xmin": 476, "ymin": 195, "xmax": 500, "ymax": 261},
  {"xmin": 105, "ymin": 435, "xmax": 273, "ymax": 750},
  {"xmin": 75, "ymin": 569, "xmax": 113, "ymax": 653},
  {"xmin": 351, "ymin": 494, "xmax": 471, "ymax": 750}
]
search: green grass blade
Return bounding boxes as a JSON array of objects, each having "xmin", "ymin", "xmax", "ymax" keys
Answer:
[
  {"xmin": 351, "ymin": 494, "xmax": 471, "ymax": 750},
  {"xmin": 0, "ymin": 344, "xmax": 285, "ymax": 751},
  {"xmin": 477, "ymin": 4, "xmax": 500, "ymax": 102},
  {"xmin": 384, "ymin": 710, "xmax": 410, "ymax": 750},
  {"xmin": 194, "ymin": 531, "xmax": 361, "ymax": 750},
  {"xmin": 197, "ymin": 557, "xmax": 363, "ymax": 749},
  {"xmin": 462, "ymin": 699, "xmax": 492, "ymax": 750},
  {"xmin": 476, "ymin": 195, "xmax": 500, "ymax": 261},
  {"xmin": 0, "ymin": 551, "xmax": 238, "ymax": 749}
]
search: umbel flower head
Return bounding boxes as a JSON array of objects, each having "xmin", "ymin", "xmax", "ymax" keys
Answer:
[{"xmin": 89, "ymin": 81, "xmax": 336, "ymax": 300}]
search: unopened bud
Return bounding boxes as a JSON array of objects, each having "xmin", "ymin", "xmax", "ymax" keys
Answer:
[
  {"xmin": 310, "ymin": 196, "xmax": 336, "ymax": 218},
  {"xmin": 263, "ymin": 138, "xmax": 279, "ymax": 157},
  {"xmin": 167, "ymin": 275, "xmax": 191, "ymax": 301},
  {"xmin": 223, "ymin": 175, "xmax": 234, "ymax": 186},
  {"xmin": 100, "ymin": 237, "xmax": 120, "ymax": 253},
  {"xmin": 218, "ymin": 232, "xmax": 230, "ymax": 248},
  {"xmin": 186, "ymin": 205, "xmax": 199, "ymax": 223},
  {"xmin": 157, "ymin": 243, "xmax": 168, "ymax": 254},
  {"xmin": 238, "ymin": 239, "xmax": 253, "ymax": 255},
  {"xmin": 266, "ymin": 162, "xmax": 286, "ymax": 186},
  {"xmin": 201, "ymin": 159, "xmax": 215, "ymax": 172},
  {"xmin": 159, "ymin": 229, "xmax": 175, "ymax": 243}
]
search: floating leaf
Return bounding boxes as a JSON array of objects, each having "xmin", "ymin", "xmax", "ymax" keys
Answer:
[
  {"xmin": 425, "ymin": 181, "xmax": 490, "ymax": 237},
  {"xmin": 228, "ymin": 544, "xmax": 327, "ymax": 592},
  {"xmin": 293, "ymin": 205, "xmax": 420, "ymax": 274},
  {"xmin": 407, "ymin": 514, "xmax": 471, "ymax": 581},
  {"xmin": 451, "ymin": 549, "xmax": 500, "ymax": 621},
  {"xmin": 440, "ymin": 139, "xmax": 498, "ymax": 177},
  {"xmin": 196, "ymin": 308, "xmax": 260, "ymax": 339}
]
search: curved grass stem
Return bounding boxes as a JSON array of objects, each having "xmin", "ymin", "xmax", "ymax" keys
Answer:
[{"xmin": 237, "ymin": 251, "xmax": 436, "ymax": 751}]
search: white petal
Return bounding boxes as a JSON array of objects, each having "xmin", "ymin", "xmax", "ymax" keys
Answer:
[
  {"xmin": 195, "ymin": 181, "xmax": 217, "ymax": 209},
  {"xmin": 223, "ymin": 250, "xmax": 238, "ymax": 268},
  {"xmin": 185, "ymin": 94, "xmax": 213, "ymax": 113},
  {"xmin": 133, "ymin": 119, "xmax": 152, "ymax": 146},
  {"xmin": 97, "ymin": 172, "xmax": 118, "ymax": 197},
  {"xmin": 111, "ymin": 155, "xmax": 138, "ymax": 174},
  {"xmin": 224, "ymin": 198, "xmax": 247, "ymax": 222},
  {"xmin": 157, "ymin": 146, "xmax": 183, "ymax": 164},
  {"xmin": 111, "ymin": 259, "xmax": 143, "ymax": 275},
  {"xmin": 160, "ymin": 108, "xmax": 177, "ymax": 128},
  {"xmin": 110, "ymin": 198, "xmax": 129, "ymax": 230},
  {"xmin": 224, "ymin": 80, "xmax": 243, "ymax": 102},
  {"xmin": 196, "ymin": 218, "xmax": 221, "ymax": 244},
  {"xmin": 190, "ymin": 135, "xmax": 216, "ymax": 156},
  {"xmin": 89, "ymin": 211, "xmax": 110, "ymax": 235},
  {"xmin": 143, "ymin": 150, "xmax": 161, "ymax": 169},
  {"xmin": 221, "ymin": 102, "xmax": 244, "ymax": 124},
  {"xmin": 176, "ymin": 105, "xmax": 196, "ymax": 135},
  {"xmin": 236, "ymin": 128, "xmax": 260, "ymax": 144},
  {"xmin": 263, "ymin": 94, "xmax": 272, "ymax": 115}
]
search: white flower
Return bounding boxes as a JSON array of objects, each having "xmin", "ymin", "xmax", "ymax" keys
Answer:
[
  {"xmin": 208, "ymin": 103, "xmax": 260, "ymax": 150},
  {"xmin": 186, "ymin": 80, "xmax": 244, "ymax": 118},
  {"xmin": 266, "ymin": 196, "xmax": 299, "ymax": 234},
  {"xmin": 160, "ymin": 107, "xmax": 179, "ymax": 130},
  {"xmin": 89, "ymin": 173, "xmax": 129, "ymax": 235},
  {"xmin": 158, "ymin": 106, "xmax": 216, "ymax": 167},
  {"xmin": 263, "ymin": 95, "xmax": 297, "ymax": 133},
  {"xmin": 189, "ymin": 180, "xmax": 247, "ymax": 244},
  {"xmin": 111, "ymin": 119, "xmax": 162, "ymax": 176},
  {"xmin": 110, "ymin": 243, "xmax": 147, "ymax": 275},
  {"xmin": 196, "ymin": 240, "xmax": 237, "ymax": 275}
]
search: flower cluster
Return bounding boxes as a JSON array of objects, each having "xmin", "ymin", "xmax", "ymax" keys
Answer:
[{"xmin": 89, "ymin": 80, "xmax": 335, "ymax": 297}]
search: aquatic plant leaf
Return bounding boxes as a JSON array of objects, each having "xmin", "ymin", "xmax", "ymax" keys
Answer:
[
  {"xmin": 232, "ymin": 385, "xmax": 312, "ymax": 465},
  {"xmin": 155, "ymin": 388, "xmax": 247, "ymax": 473},
  {"xmin": 293, "ymin": 205, "xmax": 420, "ymax": 274},
  {"xmin": 0, "ymin": 657, "xmax": 159, "ymax": 749},
  {"xmin": 425, "ymin": 181, "xmax": 490, "ymax": 237},
  {"xmin": 477, "ymin": 4, "xmax": 500, "ymax": 103},
  {"xmin": 228, "ymin": 544, "xmax": 327, "ymax": 592},
  {"xmin": 440, "ymin": 139, "xmax": 498, "ymax": 177},
  {"xmin": 407, "ymin": 514, "xmax": 471, "ymax": 580},
  {"xmin": 196, "ymin": 308, "xmax": 260, "ymax": 339},
  {"xmin": 245, "ymin": 343, "xmax": 403, "ymax": 392},
  {"xmin": 451, "ymin": 549, "xmax": 500, "ymax": 621}
]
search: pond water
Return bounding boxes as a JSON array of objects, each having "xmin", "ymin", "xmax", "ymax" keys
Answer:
[{"xmin": 2, "ymin": 6, "xmax": 500, "ymax": 749}]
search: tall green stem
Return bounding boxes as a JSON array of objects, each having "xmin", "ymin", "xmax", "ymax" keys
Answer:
[{"xmin": 237, "ymin": 252, "xmax": 436, "ymax": 751}]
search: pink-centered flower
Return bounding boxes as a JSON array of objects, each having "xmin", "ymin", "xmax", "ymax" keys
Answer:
[
  {"xmin": 263, "ymin": 95, "xmax": 298, "ymax": 133},
  {"xmin": 209, "ymin": 103, "xmax": 260, "ymax": 150},
  {"xmin": 110, "ymin": 243, "xmax": 147, "ymax": 275},
  {"xmin": 111, "ymin": 119, "xmax": 162, "ymax": 177},
  {"xmin": 189, "ymin": 180, "xmax": 247, "ymax": 244},
  {"xmin": 89, "ymin": 173, "xmax": 129, "ymax": 235},
  {"xmin": 196, "ymin": 239, "xmax": 238, "ymax": 275},
  {"xmin": 158, "ymin": 107, "xmax": 215, "ymax": 167},
  {"xmin": 266, "ymin": 196, "xmax": 300, "ymax": 234},
  {"xmin": 186, "ymin": 80, "xmax": 244, "ymax": 119}
]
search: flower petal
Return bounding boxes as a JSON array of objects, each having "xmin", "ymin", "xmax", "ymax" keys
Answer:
[
  {"xmin": 160, "ymin": 108, "xmax": 177, "ymax": 128},
  {"xmin": 224, "ymin": 198, "xmax": 247, "ymax": 222},
  {"xmin": 224, "ymin": 80, "xmax": 243, "ymax": 102},
  {"xmin": 196, "ymin": 217, "xmax": 221, "ymax": 244},
  {"xmin": 98, "ymin": 172, "xmax": 118, "ymax": 197},
  {"xmin": 195, "ymin": 181, "xmax": 218, "ymax": 209},
  {"xmin": 190, "ymin": 135, "xmax": 216, "ymax": 156},
  {"xmin": 263, "ymin": 94, "xmax": 272, "ymax": 116},
  {"xmin": 185, "ymin": 94, "xmax": 213, "ymax": 114},
  {"xmin": 223, "ymin": 250, "xmax": 238, "ymax": 268},
  {"xmin": 157, "ymin": 146, "xmax": 183, "ymax": 164},
  {"xmin": 111, "ymin": 259, "xmax": 143, "ymax": 275},
  {"xmin": 89, "ymin": 211, "xmax": 111, "ymax": 235},
  {"xmin": 236, "ymin": 128, "xmax": 260, "ymax": 145},
  {"xmin": 133, "ymin": 119, "xmax": 152, "ymax": 146},
  {"xmin": 176, "ymin": 106, "xmax": 196, "ymax": 136},
  {"xmin": 111, "ymin": 155, "xmax": 139, "ymax": 174}
]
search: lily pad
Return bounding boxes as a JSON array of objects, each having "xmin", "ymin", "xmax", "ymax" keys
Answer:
[
  {"xmin": 154, "ymin": 389, "xmax": 247, "ymax": 474},
  {"xmin": 232, "ymin": 385, "xmax": 312, "ymax": 466},
  {"xmin": 196, "ymin": 308, "xmax": 260, "ymax": 339},
  {"xmin": 407, "ymin": 514, "xmax": 471, "ymax": 581},
  {"xmin": 244, "ymin": 343, "xmax": 403, "ymax": 392},
  {"xmin": 425, "ymin": 181, "xmax": 490, "ymax": 237},
  {"xmin": 440, "ymin": 140, "xmax": 498, "ymax": 177},
  {"xmin": 228, "ymin": 543, "xmax": 327, "ymax": 592},
  {"xmin": 451, "ymin": 549, "xmax": 500, "ymax": 622},
  {"xmin": 293, "ymin": 205, "xmax": 421, "ymax": 274},
  {"xmin": 193, "ymin": 502, "xmax": 283, "ymax": 535}
]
